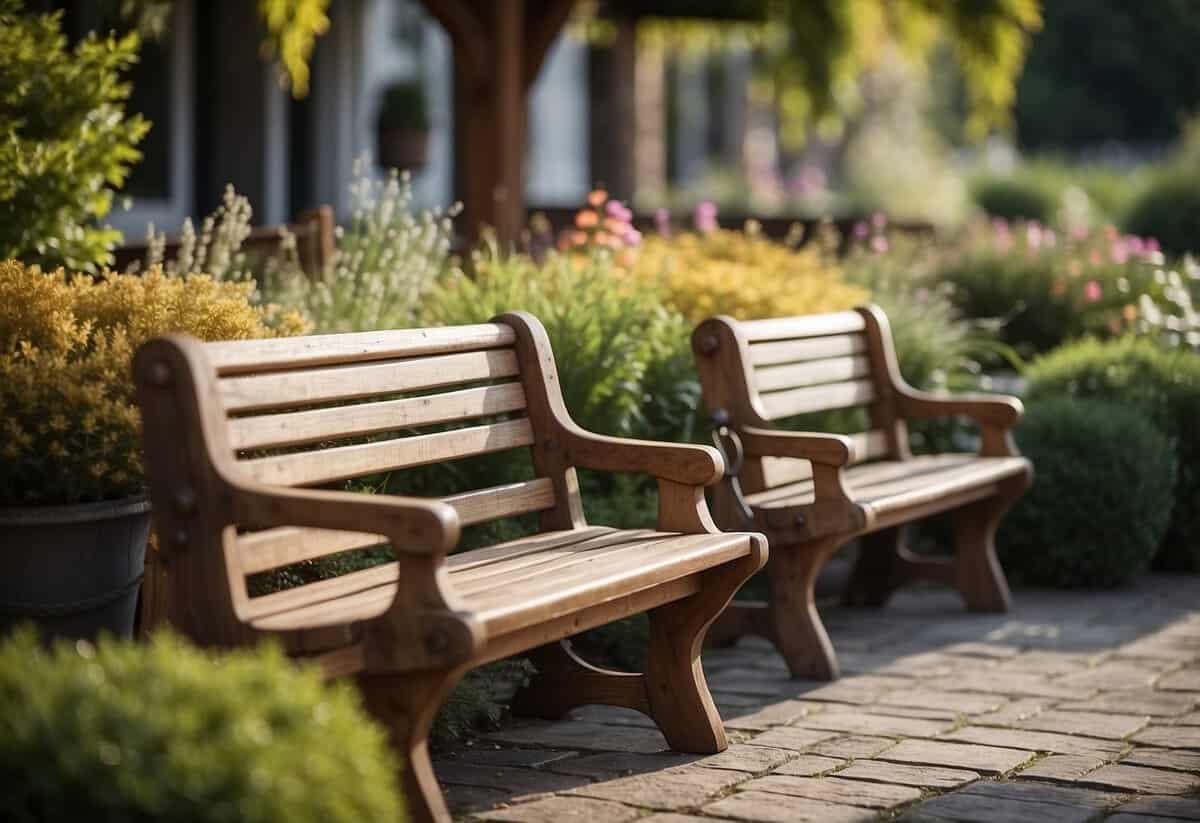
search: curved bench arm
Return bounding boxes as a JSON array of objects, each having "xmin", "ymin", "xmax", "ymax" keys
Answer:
[
  {"xmin": 894, "ymin": 388, "xmax": 1024, "ymax": 458},
  {"xmin": 230, "ymin": 482, "xmax": 461, "ymax": 557},
  {"xmin": 559, "ymin": 425, "xmax": 725, "ymax": 487},
  {"xmin": 739, "ymin": 427, "xmax": 857, "ymax": 467}
]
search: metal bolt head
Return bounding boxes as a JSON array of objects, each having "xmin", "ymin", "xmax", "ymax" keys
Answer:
[
  {"xmin": 697, "ymin": 334, "xmax": 719, "ymax": 355},
  {"xmin": 147, "ymin": 362, "xmax": 172, "ymax": 386},
  {"xmin": 794, "ymin": 513, "xmax": 807, "ymax": 528},
  {"xmin": 171, "ymin": 529, "xmax": 189, "ymax": 547},
  {"xmin": 173, "ymin": 488, "xmax": 197, "ymax": 515},
  {"xmin": 424, "ymin": 630, "xmax": 449, "ymax": 654}
]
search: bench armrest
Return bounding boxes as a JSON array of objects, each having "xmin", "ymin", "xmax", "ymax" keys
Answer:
[
  {"xmin": 560, "ymin": 426, "xmax": 725, "ymax": 487},
  {"xmin": 896, "ymin": 388, "xmax": 1024, "ymax": 428},
  {"xmin": 740, "ymin": 427, "xmax": 857, "ymax": 467},
  {"xmin": 230, "ymin": 482, "xmax": 461, "ymax": 557}
]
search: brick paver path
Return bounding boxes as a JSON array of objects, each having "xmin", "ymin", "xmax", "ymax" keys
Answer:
[{"xmin": 437, "ymin": 573, "xmax": 1200, "ymax": 821}]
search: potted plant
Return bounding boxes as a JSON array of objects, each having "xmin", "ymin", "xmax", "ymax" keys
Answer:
[
  {"xmin": 375, "ymin": 79, "xmax": 431, "ymax": 171},
  {"xmin": 0, "ymin": 262, "xmax": 304, "ymax": 641}
]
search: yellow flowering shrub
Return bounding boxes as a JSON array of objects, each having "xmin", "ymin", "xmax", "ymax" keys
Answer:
[
  {"xmin": 632, "ymin": 224, "xmax": 869, "ymax": 323},
  {"xmin": 0, "ymin": 261, "xmax": 305, "ymax": 505}
]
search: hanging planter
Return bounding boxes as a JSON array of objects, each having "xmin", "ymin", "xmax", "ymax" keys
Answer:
[
  {"xmin": 375, "ymin": 79, "xmax": 431, "ymax": 172},
  {"xmin": 0, "ymin": 495, "xmax": 150, "ymax": 641}
]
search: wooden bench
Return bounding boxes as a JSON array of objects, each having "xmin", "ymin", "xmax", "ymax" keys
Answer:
[
  {"xmin": 134, "ymin": 312, "xmax": 767, "ymax": 823},
  {"xmin": 692, "ymin": 305, "xmax": 1031, "ymax": 681}
]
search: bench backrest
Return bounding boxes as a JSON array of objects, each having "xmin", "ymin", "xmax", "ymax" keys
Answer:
[
  {"xmin": 135, "ymin": 312, "xmax": 584, "ymax": 642},
  {"xmin": 692, "ymin": 305, "xmax": 910, "ymax": 498}
]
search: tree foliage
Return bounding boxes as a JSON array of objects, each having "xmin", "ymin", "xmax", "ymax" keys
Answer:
[
  {"xmin": 767, "ymin": 0, "xmax": 1042, "ymax": 144},
  {"xmin": 0, "ymin": 0, "xmax": 148, "ymax": 270}
]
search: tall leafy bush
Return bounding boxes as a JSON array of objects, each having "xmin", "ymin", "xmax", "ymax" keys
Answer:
[{"xmin": 0, "ymin": 1, "xmax": 149, "ymax": 270}]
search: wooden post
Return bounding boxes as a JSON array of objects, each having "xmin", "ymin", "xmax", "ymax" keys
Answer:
[{"xmin": 420, "ymin": 0, "xmax": 575, "ymax": 248}]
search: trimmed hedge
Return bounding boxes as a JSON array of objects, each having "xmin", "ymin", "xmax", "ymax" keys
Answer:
[
  {"xmin": 1025, "ymin": 337, "xmax": 1200, "ymax": 571},
  {"xmin": 1124, "ymin": 173, "xmax": 1200, "ymax": 256},
  {"xmin": 0, "ymin": 630, "xmax": 403, "ymax": 823},
  {"xmin": 998, "ymin": 396, "xmax": 1176, "ymax": 587}
]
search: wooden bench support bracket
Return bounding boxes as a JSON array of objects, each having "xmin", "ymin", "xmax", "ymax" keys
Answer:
[{"xmin": 512, "ymin": 639, "xmax": 652, "ymax": 719}]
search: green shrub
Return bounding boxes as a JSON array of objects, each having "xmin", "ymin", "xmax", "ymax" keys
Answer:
[
  {"xmin": 998, "ymin": 396, "xmax": 1176, "ymax": 588},
  {"xmin": 0, "ymin": 1, "xmax": 149, "ymax": 271},
  {"xmin": 0, "ymin": 629, "xmax": 403, "ymax": 823},
  {"xmin": 1123, "ymin": 172, "xmax": 1200, "ymax": 257},
  {"xmin": 1025, "ymin": 337, "xmax": 1200, "ymax": 570},
  {"xmin": 971, "ymin": 174, "xmax": 1059, "ymax": 223}
]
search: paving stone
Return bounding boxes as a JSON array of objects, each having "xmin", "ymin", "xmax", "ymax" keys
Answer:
[
  {"xmin": 809, "ymin": 735, "xmax": 897, "ymax": 759},
  {"xmin": 570, "ymin": 765, "xmax": 747, "ymax": 811},
  {"xmin": 742, "ymin": 774, "xmax": 921, "ymax": 808},
  {"xmin": 475, "ymin": 795, "xmax": 643, "ymax": 822},
  {"xmin": 545, "ymin": 751, "xmax": 697, "ymax": 778},
  {"xmin": 835, "ymin": 759, "xmax": 979, "ymax": 789},
  {"xmin": 434, "ymin": 762, "xmax": 587, "ymax": 798},
  {"xmin": 696, "ymin": 744, "xmax": 796, "ymax": 774},
  {"xmin": 1014, "ymin": 709, "xmax": 1149, "ymax": 739},
  {"xmin": 797, "ymin": 710, "xmax": 954, "ymax": 738},
  {"xmin": 973, "ymin": 697, "xmax": 1049, "ymax": 725},
  {"xmin": 925, "ymin": 670, "xmax": 1096, "ymax": 700},
  {"xmin": 1174, "ymin": 711, "xmax": 1200, "ymax": 726},
  {"xmin": 1016, "ymin": 754, "xmax": 1105, "ymax": 783},
  {"xmin": 702, "ymin": 790, "xmax": 878, "ymax": 823},
  {"xmin": 795, "ymin": 675, "xmax": 913, "ymax": 705},
  {"xmin": 876, "ymin": 651, "xmax": 987, "ymax": 678},
  {"xmin": 999, "ymin": 650, "xmax": 1100, "ymax": 676},
  {"xmin": 1118, "ymin": 795, "xmax": 1200, "ymax": 820},
  {"xmin": 1159, "ymin": 668, "xmax": 1200, "ymax": 691},
  {"xmin": 1056, "ymin": 660, "xmax": 1170, "ymax": 691},
  {"xmin": 1106, "ymin": 814, "xmax": 1196, "ymax": 823},
  {"xmin": 744, "ymin": 726, "xmax": 838, "ymax": 751},
  {"xmin": 942, "ymin": 726, "xmax": 1127, "ymax": 758},
  {"xmin": 877, "ymin": 739, "xmax": 1034, "ymax": 774},
  {"xmin": 485, "ymin": 721, "xmax": 668, "ymax": 753},
  {"xmin": 570, "ymin": 705, "xmax": 656, "ymax": 728},
  {"xmin": 452, "ymin": 747, "xmax": 578, "ymax": 768},
  {"xmin": 771, "ymin": 754, "xmax": 847, "ymax": 776},
  {"xmin": 943, "ymin": 641, "xmax": 1022, "ymax": 659},
  {"xmin": 638, "ymin": 816, "xmax": 713, "ymax": 823},
  {"xmin": 1057, "ymin": 689, "xmax": 1196, "ymax": 718},
  {"xmin": 878, "ymin": 688, "xmax": 1006, "ymax": 715},
  {"xmin": 1123, "ymin": 746, "xmax": 1200, "ymax": 773},
  {"xmin": 862, "ymin": 704, "xmax": 960, "ymax": 721},
  {"xmin": 903, "ymin": 780, "xmax": 1115, "ymax": 823},
  {"xmin": 446, "ymin": 784, "xmax": 509, "ymax": 814},
  {"xmin": 1133, "ymin": 725, "xmax": 1200, "ymax": 749},
  {"xmin": 723, "ymin": 700, "xmax": 821, "ymax": 731},
  {"xmin": 708, "ymin": 668, "xmax": 805, "ymax": 698},
  {"xmin": 1076, "ymin": 763, "xmax": 1200, "ymax": 795}
]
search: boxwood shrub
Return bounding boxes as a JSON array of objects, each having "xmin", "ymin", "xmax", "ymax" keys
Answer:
[
  {"xmin": 1025, "ymin": 337, "xmax": 1200, "ymax": 571},
  {"xmin": 998, "ymin": 396, "xmax": 1176, "ymax": 588},
  {"xmin": 1124, "ymin": 172, "xmax": 1200, "ymax": 256},
  {"xmin": 0, "ymin": 630, "xmax": 403, "ymax": 823}
]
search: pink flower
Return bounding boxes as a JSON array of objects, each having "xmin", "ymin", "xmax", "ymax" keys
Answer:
[
  {"xmin": 1110, "ymin": 242, "xmax": 1129, "ymax": 264},
  {"xmin": 1084, "ymin": 280, "xmax": 1103, "ymax": 303},
  {"xmin": 871, "ymin": 211, "xmax": 887, "ymax": 230},
  {"xmin": 853, "ymin": 221, "xmax": 869, "ymax": 239},
  {"xmin": 605, "ymin": 200, "xmax": 633, "ymax": 223},
  {"xmin": 1025, "ymin": 223, "xmax": 1043, "ymax": 250},
  {"xmin": 694, "ymin": 201, "xmax": 718, "ymax": 233},
  {"xmin": 870, "ymin": 235, "xmax": 889, "ymax": 254},
  {"xmin": 624, "ymin": 228, "xmax": 643, "ymax": 247},
  {"xmin": 1147, "ymin": 238, "xmax": 1161, "ymax": 253}
]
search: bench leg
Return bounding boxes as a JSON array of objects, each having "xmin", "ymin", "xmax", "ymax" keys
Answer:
[
  {"xmin": 842, "ymin": 528, "xmax": 905, "ymax": 607},
  {"xmin": 953, "ymin": 484, "xmax": 1023, "ymax": 613},
  {"xmin": 645, "ymin": 542, "xmax": 768, "ymax": 753},
  {"xmin": 765, "ymin": 537, "xmax": 843, "ymax": 681},
  {"xmin": 511, "ymin": 639, "xmax": 651, "ymax": 721},
  {"xmin": 356, "ymin": 667, "xmax": 466, "ymax": 823}
]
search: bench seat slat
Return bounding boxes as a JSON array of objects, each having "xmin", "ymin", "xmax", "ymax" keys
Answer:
[
  {"xmin": 206, "ymin": 324, "xmax": 517, "ymax": 375},
  {"xmin": 749, "ymin": 455, "xmax": 1029, "ymax": 514},
  {"xmin": 749, "ymin": 334, "xmax": 866, "ymax": 367},
  {"xmin": 760, "ymin": 378, "xmax": 876, "ymax": 420},
  {"xmin": 240, "ymin": 418, "xmax": 535, "ymax": 486},
  {"xmin": 228, "ymin": 383, "xmax": 528, "ymax": 450},
  {"xmin": 244, "ymin": 529, "xmax": 753, "ymax": 637},
  {"xmin": 740, "ymin": 311, "xmax": 866, "ymax": 343},
  {"xmin": 220, "ymin": 349, "xmax": 520, "ymax": 413},
  {"xmin": 754, "ymin": 355, "xmax": 872, "ymax": 393}
]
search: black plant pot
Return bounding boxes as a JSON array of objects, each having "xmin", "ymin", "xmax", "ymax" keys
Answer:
[{"xmin": 0, "ymin": 495, "xmax": 151, "ymax": 641}]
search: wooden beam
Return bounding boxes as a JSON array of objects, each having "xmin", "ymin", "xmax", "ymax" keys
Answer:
[{"xmin": 524, "ymin": 0, "xmax": 577, "ymax": 88}]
